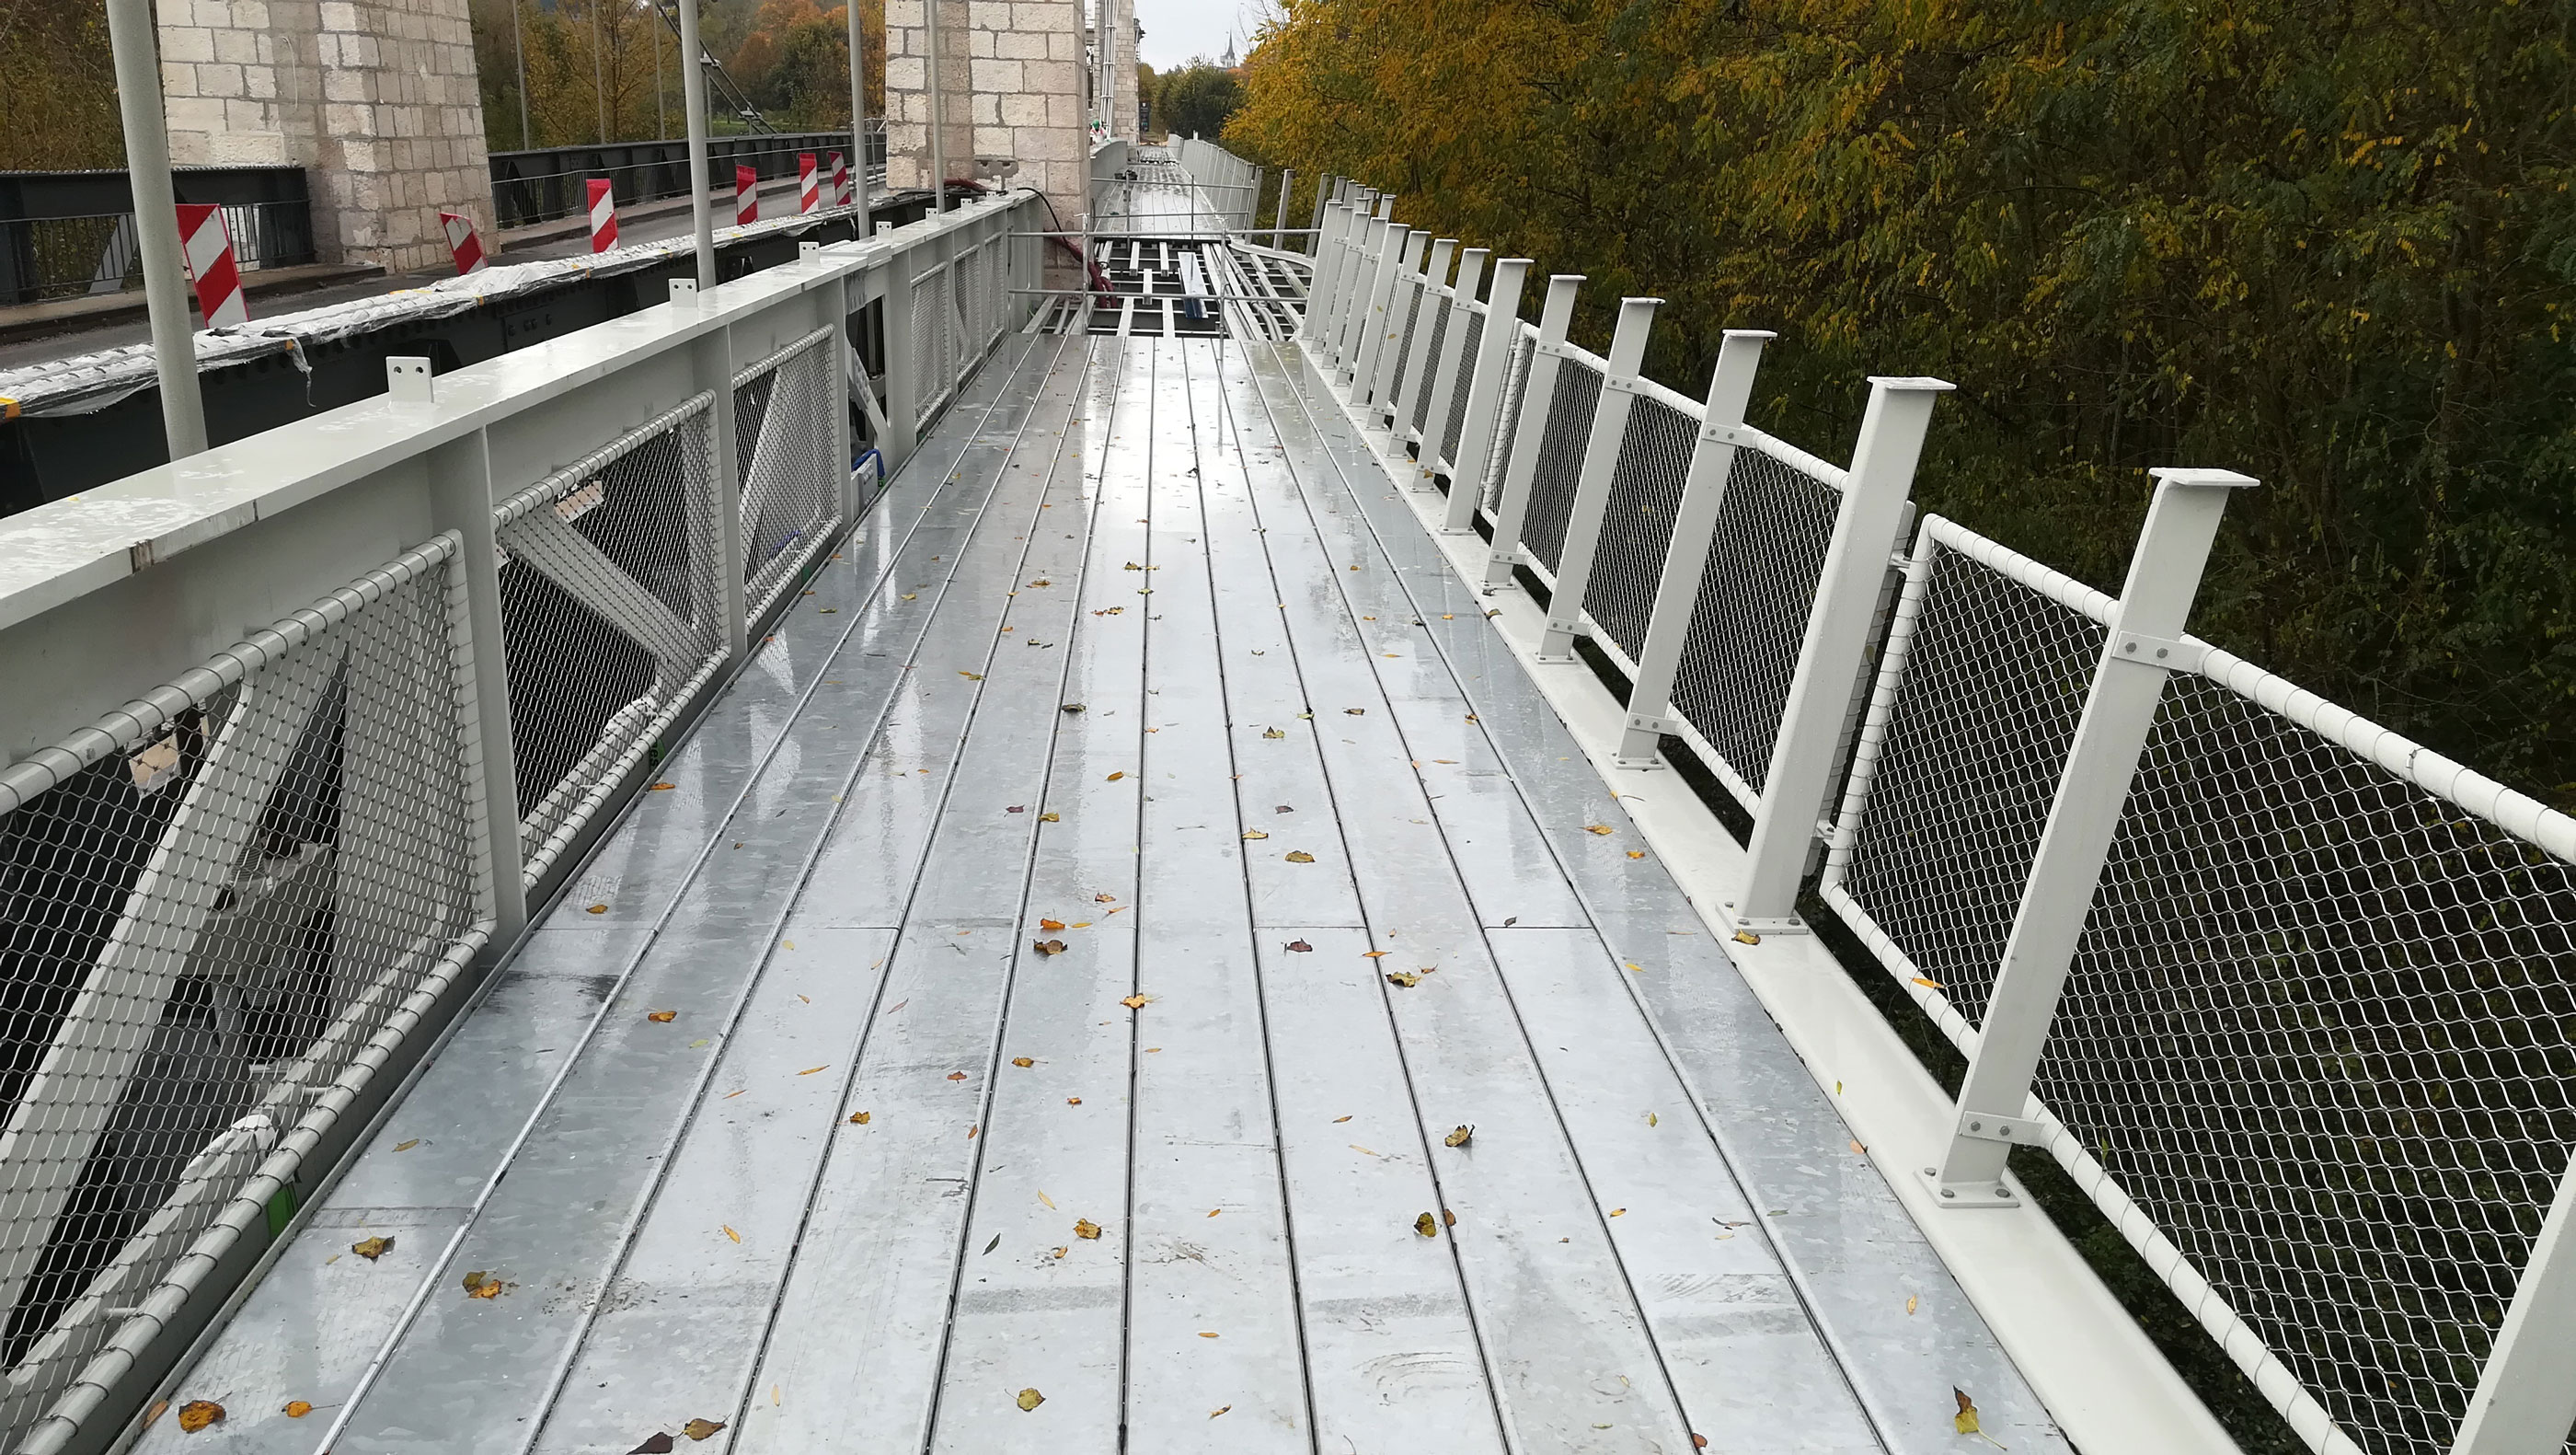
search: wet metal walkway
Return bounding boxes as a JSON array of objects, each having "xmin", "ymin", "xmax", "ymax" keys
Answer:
[{"xmin": 137, "ymin": 328, "xmax": 2068, "ymax": 1454}]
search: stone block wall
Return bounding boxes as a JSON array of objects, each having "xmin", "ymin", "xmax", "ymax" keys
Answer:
[
  {"xmin": 886, "ymin": 0, "xmax": 1086, "ymax": 233},
  {"xmin": 156, "ymin": 0, "xmax": 496, "ymax": 274}
]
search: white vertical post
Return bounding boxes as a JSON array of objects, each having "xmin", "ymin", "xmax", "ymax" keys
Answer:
[
  {"xmin": 701, "ymin": 326, "xmax": 748, "ymax": 657},
  {"xmin": 1732, "ymin": 377, "xmax": 1954, "ymax": 929},
  {"xmin": 2455, "ymin": 1154, "xmax": 2576, "ymax": 1455},
  {"xmin": 1929, "ymin": 467, "xmax": 2256, "ymax": 1206},
  {"xmin": 426, "ymin": 429, "xmax": 528, "ymax": 941},
  {"xmin": 1613, "ymin": 329, "xmax": 1775, "ymax": 766},
  {"xmin": 1275, "ymin": 167, "xmax": 1294, "ymax": 247},
  {"xmin": 1390, "ymin": 239, "xmax": 1455, "ymax": 435},
  {"xmin": 103, "ymin": 0, "xmax": 207, "ymax": 459},
  {"xmin": 1301, "ymin": 202, "xmax": 1350, "ymax": 344},
  {"xmin": 1325, "ymin": 200, "xmax": 1374, "ymax": 361},
  {"xmin": 1363, "ymin": 230, "xmax": 1430, "ymax": 414},
  {"xmin": 1417, "ymin": 246, "xmax": 1487, "ymax": 479},
  {"xmin": 927, "ymin": 0, "xmax": 949, "ymax": 212},
  {"xmin": 676, "ymin": 0, "xmax": 717, "ymax": 288},
  {"xmin": 1483, "ymin": 274, "xmax": 1582, "ymax": 589},
  {"xmin": 1341, "ymin": 215, "xmax": 1401, "ymax": 382},
  {"xmin": 1533, "ymin": 296, "xmax": 1662, "ymax": 662},
  {"xmin": 1443, "ymin": 256, "xmax": 1529, "ymax": 533},
  {"xmin": 845, "ymin": 0, "xmax": 871, "ymax": 237}
]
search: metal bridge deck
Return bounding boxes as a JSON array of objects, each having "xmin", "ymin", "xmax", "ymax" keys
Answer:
[{"xmin": 136, "ymin": 327, "xmax": 2067, "ymax": 1454}]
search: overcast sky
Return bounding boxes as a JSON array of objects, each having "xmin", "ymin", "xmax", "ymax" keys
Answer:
[{"xmin": 1133, "ymin": 0, "xmax": 1261, "ymax": 71}]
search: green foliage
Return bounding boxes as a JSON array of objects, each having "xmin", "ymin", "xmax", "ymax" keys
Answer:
[
  {"xmin": 1231, "ymin": 0, "xmax": 2576, "ymax": 811},
  {"xmin": 1151, "ymin": 58, "xmax": 1246, "ymax": 144},
  {"xmin": 0, "ymin": 0, "xmax": 121, "ymax": 168}
]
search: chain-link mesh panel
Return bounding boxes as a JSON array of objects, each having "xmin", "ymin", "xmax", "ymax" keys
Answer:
[
  {"xmin": 1829, "ymin": 538, "xmax": 2106, "ymax": 1025},
  {"xmin": 0, "ymin": 543, "xmax": 481, "ymax": 1446},
  {"xmin": 1434, "ymin": 309, "xmax": 1486, "ymax": 468},
  {"xmin": 1410, "ymin": 302, "xmax": 1454, "ymax": 439},
  {"xmin": 2030, "ymin": 673, "xmax": 2576, "ymax": 1455},
  {"xmin": 1579, "ymin": 394, "xmax": 1698, "ymax": 665},
  {"xmin": 734, "ymin": 328, "xmax": 845, "ymax": 624},
  {"xmin": 1388, "ymin": 284, "xmax": 1426, "ymax": 409},
  {"xmin": 1482, "ymin": 331, "xmax": 1536, "ymax": 514},
  {"xmin": 1518, "ymin": 354, "xmax": 1603, "ymax": 578},
  {"xmin": 1668, "ymin": 445, "xmax": 1846, "ymax": 802},
  {"xmin": 497, "ymin": 394, "xmax": 725, "ymax": 886},
  {"xmin": 912, "ymin": 262, "xmax": 955, "ymax": 421}
]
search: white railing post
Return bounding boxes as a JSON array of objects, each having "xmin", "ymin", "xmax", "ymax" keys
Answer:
[
  {"xmin": 2455, "ymin": 1156, "xmax": 2576, "ymax": 1455},
  {"xmin": 1302, "ymin": 202, "xmax": 1351, "ymax": 345},
  {"xmin": 1443, "ymin": 256, "xmax": 1529, "ymax": 533},
  {"xmin": 1346, "ymin": 216, "xmax": 1406, "ymax": 388},
  {"xmin": 1275, "ymin": 167, "xmax": 1294, "ymax": 248},
  {"xmin": 1927, "ymin": 467, "xmax": 2257, "ymax": 1207},
  {"xmin": 1482, "ymin": 274, "xmax": 1582, "ymax": 589},
  {"xmin": 1361, "ymin": 228, "xmax": 1427, "ymax": 412},
  {"xmin": 1534, "ymin": 295, "xmax": 1662, "ymax": 662},
  {"xmin": 1613, "ymin": 329, "xmax": 1776, "ymax": 767},
  {"xmin": 1329, "ymin": 205, "xmax": 1382, "ymax": 367},
  {"xmin": 1418, "ymin": 246, "xmax": 1488, "ymax": 474},
  {"xmin": 877, "ymin": 248, "xmax": 921, "ymax": 468},
  {"xmin": 1388, "ymin": 237, "xmax": 1456, "ymax": 433},
  {"xmin": 423, "ymin": 423, "xmax": 528, "ymax": 942},
  {"xmin": 1731, "ymin": 376, "xmax": 1953, "ymax": 930}
]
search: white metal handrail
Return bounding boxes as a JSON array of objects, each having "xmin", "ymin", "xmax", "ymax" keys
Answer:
[{"xmin": 1295, "ymin": 174, "xmax": 2576, "ymax": 1455}]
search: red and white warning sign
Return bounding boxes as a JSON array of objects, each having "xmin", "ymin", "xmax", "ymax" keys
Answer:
[
  {"xmin": 735, "ymin": 165, "xmax": 759, "ymax": 226},
  {"xmin": 830, "ymin": 151, "xmax": 850, "ymax": 208},
  {"xmin": 440, "ymin": 209, "xmax": 487, "ymax": 274},
  {"xmin": 175, "ymin": 203, "xmax": 247, "ymax": 329},
  {"xmin": 588, "ymin": 178, "xmax": 618, "ymax": 253},
  {"xmin": 799, "ymin": 152, "xmax": 820, "ymax": 214}
]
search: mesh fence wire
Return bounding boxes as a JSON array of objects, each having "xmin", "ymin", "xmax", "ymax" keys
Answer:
[
  {"xmin": 912, "ymin": 263, "xmax": 955, "ymax": 421},
  {"xmin": 497, "ymin": 395, "xmax": 725, "ymax": 885},
  {"xmin": 1666, "ymin": 444, "xmax": 1846, "ymax": 802},
  {"xmin": 1579, "ymin": 394, "xmax": 1698, "ymax": 665},
  {"xmin": 734, "ymin": 328, "xmax": 845, "ymax": 624},
  {"xmin": 0, "ymin": 545, "xmax": 480, "ymax": 1441},
  {"xmin": 1482, "ymin": 331, "xmax": 1536, "ymax": 515},
  {"xmin": 2033, "ymin": 672, "xmax": 2576, "ymax": 1455},
  {"xmin": 1827, "ymin": 538, "xmax": 2105, "ymax": 1025},
  {"xmin": 1388, "ymin": 283, "xmax": 1426, "ymax": 410},
  {"xmin": 1435, "ymin": 310, "xmax": 1487, "ymax": 468},
  {"xmin": 1517, "ymin": 354, "xmax": 1603, "ymax": 578},
  {"xmin": 1410, "ymin": 302, "xmax": 1454, "ymax": 440}
]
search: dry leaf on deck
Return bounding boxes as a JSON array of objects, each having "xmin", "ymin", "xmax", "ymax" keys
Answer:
[
  {"xmin": 849, "ymin": 1111, "xmax": 871, "ymax": 1125},
  {"xmin": 798, "ymin": 1066, "xmax": 827, "ymax": 1076},
  {"xmin": 176, "ymin": 1401, "xmax": 224, "ymax": 1433},
  {"xmin": 1413, "ymin": 1212, "xmax": 1438, "ymax": 1238},
  {"xmin": 1074, "ymin": 1218, "xmax": 1101, "ymax": 1240},
  {"xmin": 1210, "ymin": 1405, "xmax": 1231, "ymax": 1418},
  {"xmin": 959, "ymin": 671, "xmax": 983, "ymax": 681},
  {"xmin": 627, "ymin": 1435, "xmax": 674, "ymax": 1455},
  {"xmin": 586, "ymin": 905, "xmax": 609, "ymax": 915},
  {"xmin": 1034, "ymin": 939, "xmax": 1067, "ymax": 955},
  {"xmin": 1039, "ymin": 812, "xmax": 1060, "ymax": 822},
  {"xmin": 1360, "ymin": 950, "xmax": 1388, "ymax": 959},
  {"xmin": 1912, "ymin": 976, "xmax": 1944, "ymax": 990},
  {"xmin": 723, "ymin": 1225, "xmax": 742, "ymax": 1243},
  {"xmin": 1443, "ymin": 1208, "xmax": 1456, "ymax": 1227},
  {"xmin": 1242, "ymin": 829, "xmax": 1269, "ymax": 840},
  {"xmin": 1627, "ymin": 849, "xmax": 1646, "ymax": 859},
  {"xmin": 1345, "ymin": 708, "xmax": 1365, "ymax": 716},
  {"xmin": 1732, "ymin": 930, "xmax": 1761, "ymax": 946},
  {"xmin": 1953, "ymin": 1389, "xmax": 1982, "ymax": 1435},
  {"xmin": 395, "ymin": 1138, "xmax": 420, "ymax": 1151},
  {"xmin": 1443, "ymin": 1126, "xmax": 1473, "ymax": 1148},
  {"xmin": 646, "ymin": 1010, "xmax": 677, "ymax": 1023},
  {"xmin": 1062, "ymin": 702, "xmax": 1087, "ymax": 713},
  {"xmin": 1284, "ymin": 850, "xmax": 1315, "ymax": 863},
  {"xmin": 1040, "ymin": 918, "xmax": 1066, "ymax": 931},
  {"xmin": 1386, "ymin": 969, "xmax": 1422, "ymax": 987},
  {"xmin": 1018, "ymin": 1389, "xmax": 1046, "ymax": 1412},
  {"xmin": 283, "ymin": 1400, "xmax": 313, "ymax": 1417},
  {"xmin": 462, "ymin": 1270, "xmax": 504, "ymax": 1299},
  {"xmin": 1261, "ymin": 727, "xmax": 1285, "ymax": 739},
  {"xmin": 1284, "ymin": 940, "xmax": 1312, "ymax": 953},
  {"xmin": 351, "ymin": 1235, "xmax": 394, "ymax": 1261},
  {"xmin": 1121, "ymin": 994, "xmax": 1151, "ymax": 1010},
  {"xmin": 683, "ymin": 1417, "xmax": 727, "ymax": 1441},
  {"xmin": 1906, "ymin": 1294, "xmax": 1918, "ymax": 1315},
  {"xmin": 1106, "ymin": 771, "xmax": 1125, "ymax": 781},
  {"xmin": 1013, "ymin": 1057, "xmax": 1035, "ymax": 1068},
  {"xmin": 1584, "ymin": 824, "xmax": 1614, "ymax": 836}
]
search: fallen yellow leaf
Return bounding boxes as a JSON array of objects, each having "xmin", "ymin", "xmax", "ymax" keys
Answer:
[
  {"xmin": 1198, "ymin": 1331, "xmax": 1220, "ymax": 1338},
  {"xmin": 1121, "ymin": 994, "xmax": 1151, "ymax": 1010},
  {"xmin": 1074, "ymin": 1218, "xmax": 1101, "ymax": 1240},
  {"xmin": 1261, "ymin": 727, "xmax": 1286, "ymax": 739},
  {"xmin": 1034, "ymin": 939, "xmax": 1067, "ymax": 955},
  {"xmin": 1732, "ymin": 930, "xmax": 1761, "ymax": 946},
  {"xmin": 351, "ymin": 1235, "xmax": 394, "ymax": 1261},
  {"xmin": 394, "ymin": 1138, "xmax": 419, "ymax": 1151},
  {"xmin": 650, "ymin": 782, "xmax": 676, "ymax": 791},
  {"xmin": 1584, "ymin": 824, "xmax": 1614, "ymax": 836},
  {"xmin": 1444, "ymin": 1125, "xmax": 1473, "ymax": 1148},
  {"xmin": 176, "ymin": 1401, "xmax": 224, "ymax": 1433},
  {"xmin": 1242, "ymin": 829, "xmax": 1269, "ymax": 840},
  {"xmin": 1610, "ymin": 1207, "xmax": 1627, "ymax": 1217},
  {"xmin": 1040, "ymin": 812, "xmax": 1060, "ymax": 822},
  {"xmin": 1360, "ymin": 950, "xmax": 1388, "ymax": 959},
  {"xmin": 1954, "ymin": 1389, "xmax": 1982, "ymax": 1435},
  {"xmin": 849, "ymin": 1111, "xmax": 871, "ymax": 1124},
  {"xmin": 1211, "ymin": 1405, "xmax": 1231, "ymax": 1418},
  {"xmin": 1413, "ymin": 1212, "xmax": 1438, "ymax": 1238},
  {"xmin": 1018, "ymin": 1388, "xmax": 1046, "ymax": 1412},
  {"xmin": 1040, "ymin": 918, "xmax": 1066, "ymax": 931},
  {"xmin": 462, "ymin": 1270, "xmax": 503, "ymax": 1299},
  {"xmin": 1907, "ymin": 1294, "xmax": 1919, "ymax": 1315},
  {"xmin": 1386, "ymin": 969, "xmax": 1422, "ymax": 987},
  {"xmin": 1106, "ymin": 770, "xmax": 1125, "ymax": 780},
  {"xmin": 283, "ymin": 1400, "xmax": 313, "ymax": 1418},
  {"xmin": 1912, "ymin": 976, "xmax": 1945, "ymax": 990},
  {"xmin": 1039, "ymin": 1190, "xmax": 1056, "ymax": 1208},
  {"xmin": 723, "ymin": 1225, "xmax": 742, "ymax": 1243},
  {"xmin": 586, "ymin": 904, "xmax": 608, "ymax": 915},
  {"xmin": 960, "ymin": 671, "xmax": 984, "ymax": 680},
  {"xmin": 1850, "ymin": 1139, "xmax": 1869, "ymax": 1155},
  {"xmin": 647, "ymin": 1010, "xmax": 677, "ymax": 1022},
  {"xmin": 683, "ymin": 1417, "xmax": 727, "ymax": 1441},
  {"xmin": 1013, "ymin": 1057, "xmax": 1035, "ymax": 1068},
  {"xmin": 1627, "ymin": 849, "xmax": 1646, "ymax": 859},
  {"xmin": 1284, "ymin": 850, "xmax": 1315, "ymax": 863}
]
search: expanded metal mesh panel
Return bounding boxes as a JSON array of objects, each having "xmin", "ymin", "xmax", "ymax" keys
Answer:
[
  {"xmin": 912, "ymin": 263, "xmax": 955, "ymax": 421},
  {"xmin": 1435, "ymin": 310, "xmax": 1485, "ymax": 467},
  {"xmin": 1409, "ymin": 303, "xmax": 1453, "ymax": 438},
  {"xmin": 1388, "ymin": 284, "xmax": 1426, "ymax": 408},
  {"xmin": 497, "ymin": 395, "xmax": 725, "ymax": 886},
  {"xmin": 0, "ymin": 545, "xmax": 481, "ymax": 1446},
  {"xmin": 1832, "ymin": 540, "xmax": 2105, "ymax": 1024},
  {"xmin": 1482, "ymin": 331, "xmax": 1536, "ymax": 514},
  {"xmin": 2033, "ymin": 674, "xmax": 2576, "ymax": 1455},
  {"xmin": 1579, "ymin": 394, "xmax": 1698, "ymax": 664},
  {"xmin": 734, "ymin": 328, "xmax": 845, "ymax": 623},
  {"xmin": 1518, "ymin": 354, "xmax": 1602, "ymax": 577},
  {"xmin": 1668, "ymin": 445, "xmax": 1845, "ymax": 801}
]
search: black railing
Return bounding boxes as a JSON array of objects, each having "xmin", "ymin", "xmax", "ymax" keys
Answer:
[
  {"xmin": 0, "ymin": 167, "xmax": 314, "ymax": 307},
  {"xmin": 487, "ymin": 125, "xmax": 890, "ymax": 230}
]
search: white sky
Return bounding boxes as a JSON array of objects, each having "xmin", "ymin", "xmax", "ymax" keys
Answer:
[{"xmin": 1133, "ymin": 0, "xmax": 1260, "ymax": 71}]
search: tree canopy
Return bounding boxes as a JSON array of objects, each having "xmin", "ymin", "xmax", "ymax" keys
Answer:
[
  {"xmin": 1150, "ymin": 57, "xmax": 1246, "ymax": 143},
  {"xmin": 1229, "ymin": 0, "xmax": 2576, "ymax": 810}
]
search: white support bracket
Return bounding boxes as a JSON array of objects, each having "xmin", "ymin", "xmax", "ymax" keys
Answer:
[
  {"xmin": 1929, "ymin": 465, "xmax": 2259, "ymax": 1208},
  {"xmin": 2109, "ymin": 630, "xmax": 2207, "ymax": 676}
]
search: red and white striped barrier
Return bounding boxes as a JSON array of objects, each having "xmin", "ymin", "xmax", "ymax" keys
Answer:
[
  {"xmin": 799, "ymin": 152, "xmax": 820, "ymax": 214},
  {"xmin": 439, "ymin": 210, "xmax": 487, "ymax": 274},
  {"xmin": 829, "ymin": 151, "xmax": 850, "ymax": 208},
  {"xmin": 174, "ymin": 202, "xmax": 248, "ymax": 329},
  {"xmin": 587, "ymin": 178, "xmax": 618, "ymax": 253},
  {"xmin": 735, "ymin": 165, "xmax": 758, "ymax": 225}
]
